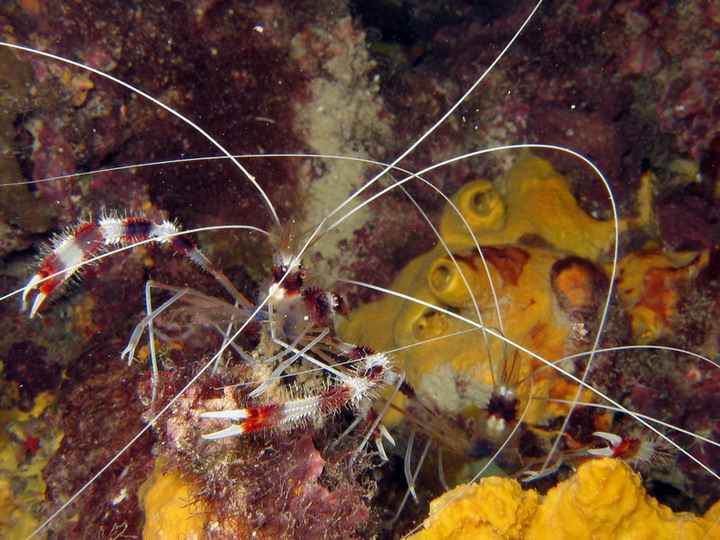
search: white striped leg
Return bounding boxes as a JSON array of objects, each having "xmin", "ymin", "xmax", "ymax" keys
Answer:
[
  {"xmin": 249, "ymin": 328, "xmax": 329, "ymax": 398},
  {"xmin": 121, "ymin": 282, "xmax": 247, "ymax": 373},
  {"xmin": 392, "ymin": 436, "xmax": 433, "ymax": 523}
]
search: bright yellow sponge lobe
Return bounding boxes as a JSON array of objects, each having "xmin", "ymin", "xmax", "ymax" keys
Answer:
[
  {"xmin": 438, "ymin": 152, "xmax": 621, "ymax": 258},
  {"xmin": 415, "ymin": 475, "xmax": 539, "ymax": 540},
  {"xmin": 138, "ymin": 461, "xmax": 207, "ymax": 540},
  {"xmin": 413, "ymin": 459, "xmax": 720, "ymax": 540}
]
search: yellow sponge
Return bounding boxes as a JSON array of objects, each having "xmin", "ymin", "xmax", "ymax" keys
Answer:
[
  {"xmin": 413, "ymin": 459, "xmax": 720, "ymax": 540},
  {"xmin": 138, "ymin": 462, "xmax": 207, "ymax": 540}
]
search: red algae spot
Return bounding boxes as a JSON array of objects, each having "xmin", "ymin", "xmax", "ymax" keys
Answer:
[
  {"xmin": 289, "ymin": 436, "xmax": 325, "ymax": 487},
  {"xmin": 551, "ymin": 256, "xmax": 608, "ymax": 320},
  {"xmin": 23, "ymin": 434, "xmax": 41, "ymax": 456},
  {"xmin": 482, "ymin": 246, "xmax": 531, "ymax": 287},
  {"xmin": 641, "ymin": 266, "xmax": 693, "ymax": 326}
]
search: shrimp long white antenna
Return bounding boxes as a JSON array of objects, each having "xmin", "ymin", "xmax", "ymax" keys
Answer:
[
  {"xmin": 0, "ymin": 224, "xmax": 274, "ymax": 306},
  {"xmin": 392, "ymin": 181, "xmax": 504, "ymax": 383},
  {"xmin": 0, "ymin": 41, "xmax": 281, "ymax": 227},
  {"xmin": 522, "ymin": 344, "xmax": 720, "ymax": 381},
  {"xmin": 25, "ymin": 250, "xmax": 288, "ymax": 538},
  {"xmin": 8, "ymin": 1, "xmax": 712, "ymax": 536},
  {"xmin": 323, "ymin": 273, "xmax": 720, "ymax": 482},
  {"xmin": 535, "ymin": 153, "xmax": 619, "ymax": 473},
  {"xmin": 401, "ymin": 380, "xmax": 536, "ymax": 538},
  {"xmin": 324, "ymin": 143, "xmax": 617, "ymax": 386},
  {"xmin": 539, "ymin": 398, "xmax": 720, "ymax": 451},
  {"xmin": 313, "ymin": 0, "xmax": 545, "ymax": 234},
  {"xmin": 1, "ymin": 152, "xmax": 417, "ymax": 188},
  {"xmin": 327, "ymin": 143, "xmax": 616, "ymax": 234}
]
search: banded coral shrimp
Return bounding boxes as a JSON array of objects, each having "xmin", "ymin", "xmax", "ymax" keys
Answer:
[{"xmin": 1, "ymin": 0, "xmax": 720, "ymax": 538}]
